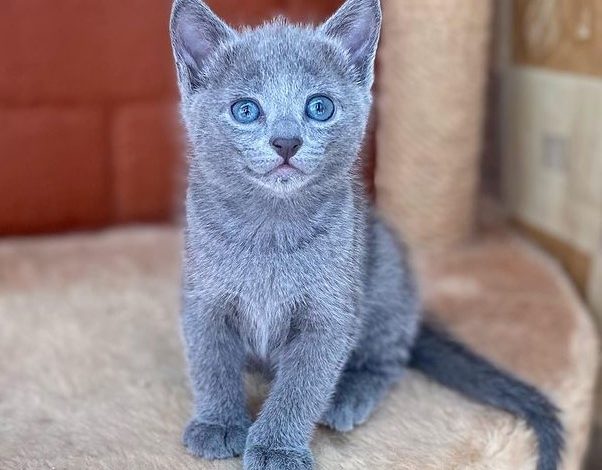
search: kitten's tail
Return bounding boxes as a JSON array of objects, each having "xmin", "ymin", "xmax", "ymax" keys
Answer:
[{"xmin": 408, "ymin": 322, "xmax": 564, "ymax": 470}]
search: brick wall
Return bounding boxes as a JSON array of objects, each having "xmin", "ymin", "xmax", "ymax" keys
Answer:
[{"xmin": 0, "ymin": 0, "xmax": 342, "ymax": 234}]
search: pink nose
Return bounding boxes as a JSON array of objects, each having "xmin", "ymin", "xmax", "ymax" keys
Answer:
[{"xmin": 270, "ymin": 137, "xmax": 303, "ymax": 161}]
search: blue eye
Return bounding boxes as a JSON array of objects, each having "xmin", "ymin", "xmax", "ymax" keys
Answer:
[
  {"xmin": 305, "ymin": 95, "xmax": 335, "ymax": 122},
  {"xmin": 231, "ymin": 99, "xmax": 261, "ymax": 124}
]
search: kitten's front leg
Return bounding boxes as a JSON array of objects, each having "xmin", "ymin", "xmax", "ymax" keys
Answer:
[
  {"xmin": 181, "ymin": 295, "xmax": 250, "ymax": 460},
  {"xmin": 244, "ymin": 306, "xmax": 356, "ymax": 470}
]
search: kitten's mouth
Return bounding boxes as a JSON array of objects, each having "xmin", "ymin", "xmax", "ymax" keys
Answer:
[
  {"xmin": 266, "ymin": 163, "xmax": 303, "ymax": 179},
  {"xmin": 245, "ymin": 161, "xmax": 311, "ymax": 193}
]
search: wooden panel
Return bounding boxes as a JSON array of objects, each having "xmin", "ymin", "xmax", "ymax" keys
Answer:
[
  {"xmin": 501, "ymin": 66, "xmax": 602, "ymax": 330},
  {"xmin": 513, "ymin": 0, "xmax": 602, "ymax": 77},
  {"xmin": 502, "ymin": 68, "xmax": 602, "ymax": 254}
]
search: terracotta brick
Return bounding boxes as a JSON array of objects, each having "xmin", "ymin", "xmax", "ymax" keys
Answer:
[
  {"xmin": 207, "ymin": 0, "xmax": 342, "ymax": 26},
  {"xmin": 0, "ymin": 107, "xmax": 110, "ymax": 233},
  {"xmin": 0, "ymin": 0, "xmax": 356, "ymax": 235},
  {"xmin": 205, "ymin": 0, "xmax": 340, "ymax": 26},
  {"xmin": 111, "ymin": 102, "xmax": 184, "ymax": 222},
  {"xmin": 362, "ymin": 110, "xmax": 377, "ymax": 197},
  {"xmin": 0, "ymin": 0, "xmax": 177, "ymax": 103},
  {"xmin": 284, "ymin": 0, "xmax": 341, "ymax": 22},
  {"xmin": 206, "ymin": 0, "xmax": 285, "ymax": 25}
]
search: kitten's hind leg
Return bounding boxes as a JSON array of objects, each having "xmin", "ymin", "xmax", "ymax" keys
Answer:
[
  {"xmin": 319, "ymin": 215, "xmax": 421, "ymax": 433},
  {"xmin": 319, "ymin": 364, "xmax": 402, "ymax": 432}
]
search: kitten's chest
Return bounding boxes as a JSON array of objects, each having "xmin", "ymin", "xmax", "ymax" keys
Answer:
[
  {"xmin": 235, "ymin": 292, "xmax": 294, "ymax": 361},
  {"xmin": 204, "ymin": 241, "xmax": 327, "ymax": 359},
  {"xmin": 187, "ymin": 211, "xmax": 355, "ymax": 357},
  {"xmin": 202, "ymin": 232, "xmax": 329, "ymax": 299}
]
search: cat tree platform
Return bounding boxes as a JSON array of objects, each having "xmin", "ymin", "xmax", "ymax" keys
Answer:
[{"xmin": 0, "ymin": 227, "xmax": 597, "ymax": 469}]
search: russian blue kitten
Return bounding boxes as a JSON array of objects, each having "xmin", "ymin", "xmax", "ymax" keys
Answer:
[{"xmin": 169, "ymin": 1, "xmax": 563, "ymax": 469}]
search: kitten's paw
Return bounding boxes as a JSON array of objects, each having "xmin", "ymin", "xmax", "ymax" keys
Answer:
[
  {"xmin": 319, "ymin": 370, "xmax": 389, "ymax": 432},
  {"xmin": 183, "ymin": 419, "xmax": 250, "ymax": 459},
  {"xmin": 243, "ymin": 446, "xmax": 313, "ymax": 470}
]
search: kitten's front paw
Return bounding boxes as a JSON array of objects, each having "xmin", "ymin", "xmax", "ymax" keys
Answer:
[
  {"xmin": 183, "ymin": 419, "xmax": 250, "ymax": 459},
  {"xmin": 243, "ymin": 446, "xmax": 313, "ymax": 470}
]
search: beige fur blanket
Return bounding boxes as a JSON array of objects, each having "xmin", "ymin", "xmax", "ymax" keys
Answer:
[{"xmin": 0, "ymin": 227, "xmax": 597, "ymax": 469}]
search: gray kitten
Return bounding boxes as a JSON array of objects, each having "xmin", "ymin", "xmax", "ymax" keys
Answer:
[{"xmin": 169, "ymin": 1, "xmax": 563, "ymax": 469}]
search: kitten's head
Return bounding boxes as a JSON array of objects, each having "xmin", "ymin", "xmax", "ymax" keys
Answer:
[{"xmin": 170, "ymin": 0, "xmax": 381, "ymax": 195}]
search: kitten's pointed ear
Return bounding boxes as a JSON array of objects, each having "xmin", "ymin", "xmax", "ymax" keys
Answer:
[
  {"xmin": 170, "ymin": 0, "xmax": 236, "ymax": 96},
  {"xmin": 321, "ymin": 0, "xmax": 382, "ymax": 88}
]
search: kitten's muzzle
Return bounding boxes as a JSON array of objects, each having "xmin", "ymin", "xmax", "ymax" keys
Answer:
[{"xmin": 270, "ymin": 137, "xmax": 303, "ymax": 162}]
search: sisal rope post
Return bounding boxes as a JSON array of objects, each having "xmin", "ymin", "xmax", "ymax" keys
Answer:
[{"xmin": 375, "ymin": 0, "xmax": 493, "ymax": 251}]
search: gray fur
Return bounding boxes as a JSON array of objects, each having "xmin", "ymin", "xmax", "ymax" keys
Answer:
[{"xmin": 169, "ymin": 1, "xmax": 563, "ymax": 469}]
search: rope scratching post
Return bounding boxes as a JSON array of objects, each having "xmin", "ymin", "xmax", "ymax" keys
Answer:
[{"xmin": 375, "ymin": 0, "xmax": 492, "ymax": 251}]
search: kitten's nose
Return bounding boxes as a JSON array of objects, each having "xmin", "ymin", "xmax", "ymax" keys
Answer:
[{"xmin": 270, "ymin": 137, "xmax": 303, "ymax": 161}]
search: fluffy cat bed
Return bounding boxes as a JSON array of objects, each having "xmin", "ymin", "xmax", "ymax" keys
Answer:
[{"xmin": 0, "ymin": 227, "xmax": 597, "ymax": 469}]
